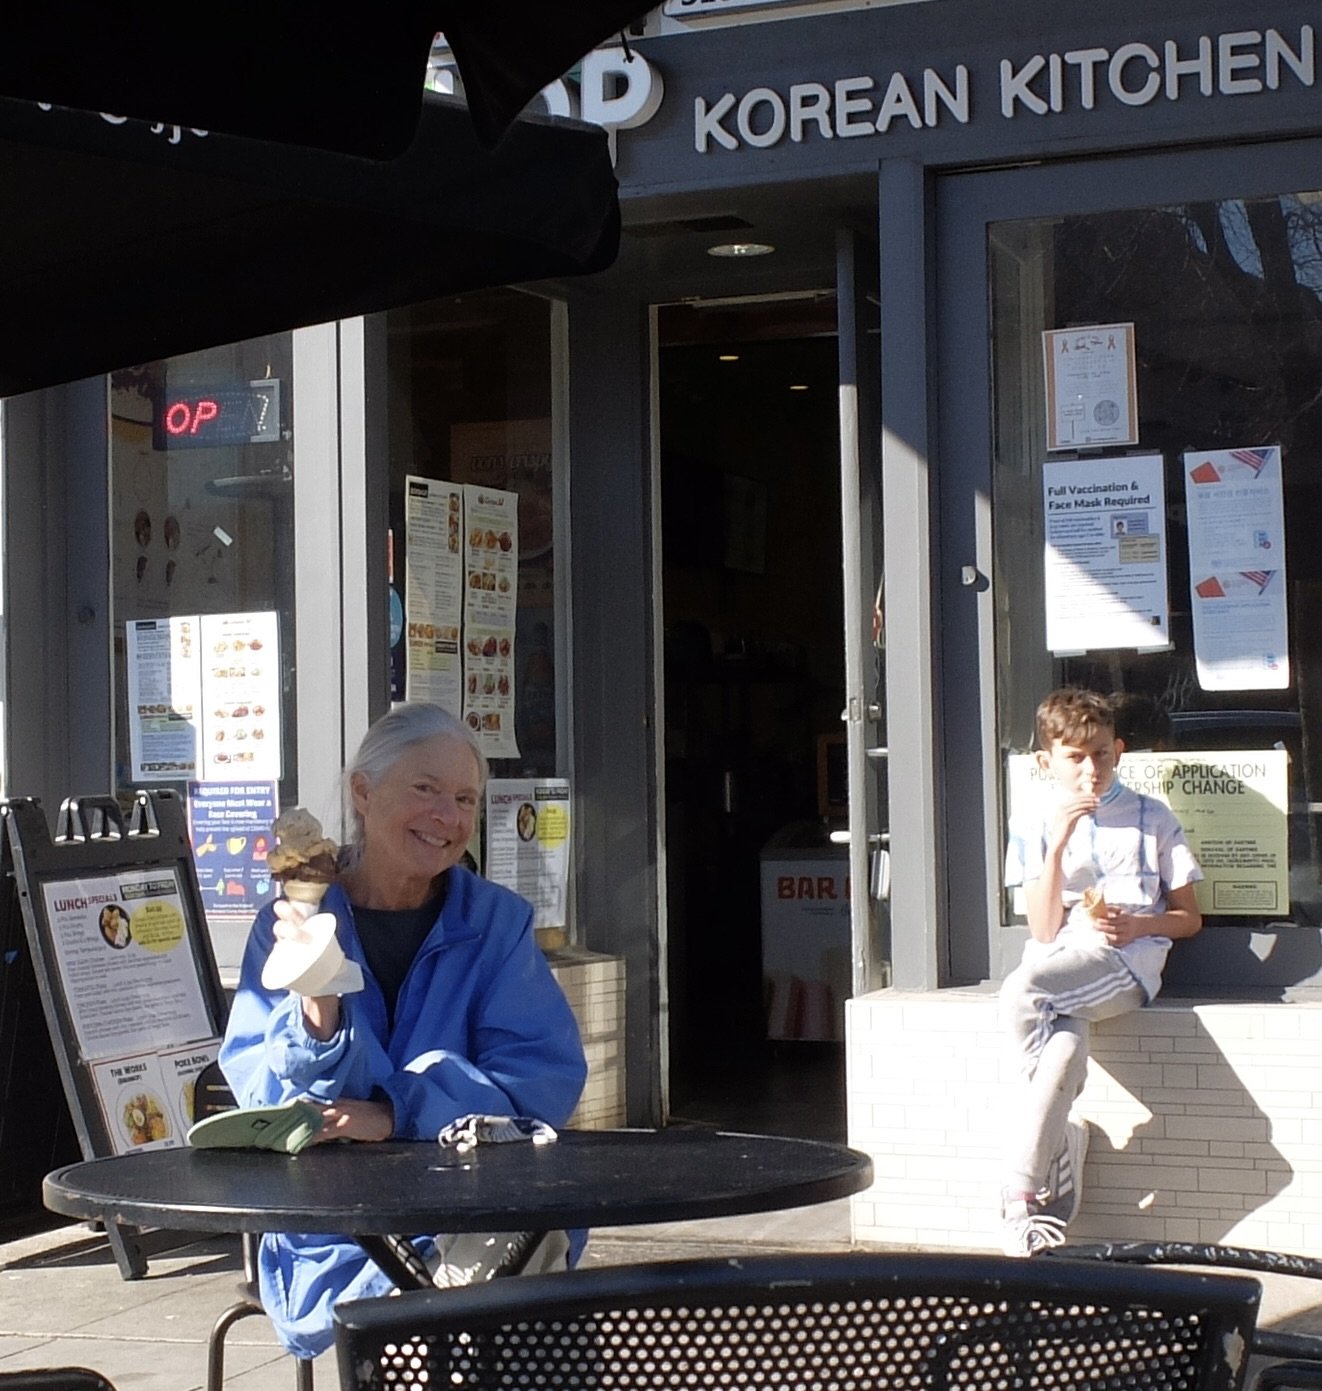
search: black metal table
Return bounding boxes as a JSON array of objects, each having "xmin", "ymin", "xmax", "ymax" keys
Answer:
[{"xmin": 44, "ymin": 1128, "xmax": 873, "ymax": 1288}]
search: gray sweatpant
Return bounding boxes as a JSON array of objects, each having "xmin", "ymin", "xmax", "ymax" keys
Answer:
[{"xmin": 999, "ymin": 940, "xmax": 1144, "ymax": 1194}]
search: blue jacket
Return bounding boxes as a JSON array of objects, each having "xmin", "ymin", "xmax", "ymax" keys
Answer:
[{"xmin": 219, "ymin": 866, "xmax": 587, "ymax": 1358}]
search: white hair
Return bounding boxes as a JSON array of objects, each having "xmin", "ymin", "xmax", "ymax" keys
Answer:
[{"xmin": 340, "ymin": 703, "xmax": 487, "ymax": 864}]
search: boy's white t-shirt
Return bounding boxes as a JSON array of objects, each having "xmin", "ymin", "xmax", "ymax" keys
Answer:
[{"xmin": 1005, "ymin": 779, "xmax": 1204, "ymax": 1001}]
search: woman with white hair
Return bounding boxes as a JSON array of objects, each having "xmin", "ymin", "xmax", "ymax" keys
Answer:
[{"xmin": 220, "ymin": 702, "xmax": 586, "ymax": 1360}]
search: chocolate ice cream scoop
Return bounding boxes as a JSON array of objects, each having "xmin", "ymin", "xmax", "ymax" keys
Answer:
[{"xmin": 268, "ymin": 808, "xmax": 339, "ymax": 884}]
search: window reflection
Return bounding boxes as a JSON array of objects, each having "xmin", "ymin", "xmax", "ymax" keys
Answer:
[
  {"xmin": 385, "ymin": 289, "xmax": 558, "ymax": 777},
  {"xmin": 993, "ymin": 192, "xmax": 1322, "ymax": 929},
  {"xmin": 110, "ymin": 335, "xmax": 297, "ymax": 806}
]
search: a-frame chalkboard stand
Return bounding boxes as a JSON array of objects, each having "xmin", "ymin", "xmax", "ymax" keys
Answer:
[{"xmin": 2, "ymin": 789, "xmax": 228, "ymax": 1279}]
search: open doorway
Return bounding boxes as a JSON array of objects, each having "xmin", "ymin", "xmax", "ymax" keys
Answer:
[{"xmin": 658, "ymin": 294, "xmax": 848, "ymax": 1141}]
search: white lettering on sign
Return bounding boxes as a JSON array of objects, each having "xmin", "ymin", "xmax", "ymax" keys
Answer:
[
  {"xmin": 580, "ymin": 48, "xmax": 666, "ymax": 129},
  {"xmin": 692, "ymin": 24, "xmax": 1313, "ymax": 153},
  {"xmin": 698, "ymin": 65, "xmax": 970, "ymax": 151},
  {"xmin": 429, "ymin": 47, "xmax": 661, "ymax": 164},
  {"xmin": 737, "ymin": 87, "xmax": 786, "ymax": 146},
  {"xmin": 789, "ymin": 82, "xmax": 832, "ymax": 142},
  {"xmin": 999, "ymin": 26, "xmax": 1312, "ymax": 118}
]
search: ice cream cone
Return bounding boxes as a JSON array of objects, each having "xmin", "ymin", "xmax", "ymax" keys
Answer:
[
  {"xmin": 261, "ymin": 910, "xmax": 362, "ymax": 995},
  {"xmin": 282, "ymin": 879, "xmax": 330, "ymax": 921}
]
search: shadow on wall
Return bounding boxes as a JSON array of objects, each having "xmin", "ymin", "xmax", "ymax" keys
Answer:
[
  {"xmin": 1162, "ymin": 923, "xmax": 1322, "ymax": 996},
  {"xmin": 1074, "ymin": 1007, "xmax": 1295, "ymax": 1247}
]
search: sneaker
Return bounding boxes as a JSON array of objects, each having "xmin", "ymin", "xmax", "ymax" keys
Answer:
[
  {"xmin": 1040, "ymin": 1118, "xmax": 1090, "ymax": 1227},
  {"xmin": 1000, "ymin": 1190, "xmax": 1068, "ymax": 1258}
]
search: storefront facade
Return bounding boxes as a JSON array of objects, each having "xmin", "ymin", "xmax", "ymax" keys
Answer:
[
  {"xmin": 586, "ymin": 0, "xmax": 1322, "ymax": 1250},
  {"xmin": 8, "ymin": 0, "xmax": 1322, "ymax": 1245}
]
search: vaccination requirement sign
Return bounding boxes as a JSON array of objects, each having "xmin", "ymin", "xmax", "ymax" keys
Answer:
[{"xmin": 1042, "ymin": 454, "xmax": 1169, "ymax": 653}]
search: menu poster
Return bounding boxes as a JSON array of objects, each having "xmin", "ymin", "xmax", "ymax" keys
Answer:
[
  {"xmin": 127, "ymin": 610, "xmax": 281, "ymax": 783},
  {"xmin": 449, "ymin": 419, "xmax": 554, "ymax": 604},
  {"xmin": 1183, "ymin": 446, "xmax": 1290, "ymax": 692},
  {"xmin": 462, "ymin": 486, "xmax": 519, "ymax": 758},
  {"xmin": 126, "ymin": 617, "xmax": 202, "ymax": 780},
  {"xmin": 42, "ymin": 869, "xmax": 214, "ymax": 1060},
  {"xmin": 187, "ymin": 780, "xmax": 278, "ymax": 919},
  {"xmin": 404, "ymin": 476, "xmax": 465, "ymax": 710},
  {"xmin": 1042, "ymin": 454, "xmax": 1169, "ymax": 653},
  {"xmin": 1043, "ymin": 322, "xmax": 1139, "ymax": 451},
  {"xmin": 198, "ymin": 611, "xmax": 281, "ymax": 780},
  {"xmin": 1006, "ymin": 749, "xmax": 1289, "ymax": 918},
  {"xmin": 485, "ymin": 779, "xmax": 571, "ymax": 928},
  {"xmin": 90, "ymin": 1039, "xmax": 219, "ymax": 1156}
]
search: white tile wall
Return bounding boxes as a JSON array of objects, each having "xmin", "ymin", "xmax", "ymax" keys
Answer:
[
  {"xmin": 847, "ymin": 989, "xmax": 1319, "ymax": 1253},
  {"xmin": 550, "ymin": 951, "xmax": 627, "ymax": 1129}
]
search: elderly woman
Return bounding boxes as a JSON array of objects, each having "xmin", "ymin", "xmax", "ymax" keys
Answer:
[{"xmin": 220, "ymin": 703, "xmax": 587, "ymax": 1359}]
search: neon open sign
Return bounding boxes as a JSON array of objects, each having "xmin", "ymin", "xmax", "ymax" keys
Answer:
[{"xmin": 153, "ymin": 379, "xmax": 282, "ymax": 450}]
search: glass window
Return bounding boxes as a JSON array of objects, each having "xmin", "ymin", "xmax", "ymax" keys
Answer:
[
  {"xmin": 992, "ymin": 191, "xmax": 1322, "ymax": 932},
  {"xmin": 385, "ymin": 289, "xmax": 559, "ymax": 777},
  {"xmin": 110, "ymin": 334, "xmax": 297, "ymax": 806}
]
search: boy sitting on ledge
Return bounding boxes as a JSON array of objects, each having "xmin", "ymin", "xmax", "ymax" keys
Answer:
[{"xmin": 1000, "ymin": 687, "xmax": 1203, "ymax": 1256}]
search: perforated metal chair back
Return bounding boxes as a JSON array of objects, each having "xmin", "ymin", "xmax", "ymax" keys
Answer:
[{"xmin": 334, "ymin": 1250, "xmax": 1262, "ymax": 1391}]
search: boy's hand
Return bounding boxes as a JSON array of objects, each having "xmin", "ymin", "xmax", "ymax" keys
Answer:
[
  {"xmin": 1095, "ymin": 908, "xmax": 1143, "ymax": 947},
  {"xmin": 1047, "ymin": 792, "xmax": 1099, "ymax": 850}
]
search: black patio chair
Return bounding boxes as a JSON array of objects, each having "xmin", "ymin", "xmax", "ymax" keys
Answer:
[
  {"xmin": 333, "ymin": 1248, "xmax": 1263, "ymax": 1390},
  {"xmin": 1058, "ymin": 1241, "xmax": 1322, "ymax": 1391},
  {"xmin": 0, "ymin": 1372, "xmax": 116, "ymax": 1391}
]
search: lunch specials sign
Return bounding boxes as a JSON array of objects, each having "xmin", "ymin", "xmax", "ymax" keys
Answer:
[{"xmin": 42, "ymin": 868, "xmax": 220, "ymax": 1156}]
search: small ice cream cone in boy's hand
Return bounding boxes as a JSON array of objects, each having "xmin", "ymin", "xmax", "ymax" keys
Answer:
[{"xmin": 1081, "ymin": 887, "xmax": 1109, "ymax": 921}]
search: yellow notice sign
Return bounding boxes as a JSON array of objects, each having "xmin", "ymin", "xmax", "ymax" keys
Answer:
[
  {"xmin": 131, "ymin": 900, "xmax": 187, "ymax": 954},
  {"xmin": 1005, "ymin": 749, "xmax": 1289, "ymax": 918}
]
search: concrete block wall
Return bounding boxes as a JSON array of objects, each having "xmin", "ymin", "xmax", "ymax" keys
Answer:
[
  {"xmin": 848, "ymin": 989, "xmax": 1320, "ymax": 1254},
  {"xmin": 550, "ymin": 950, "xmax": 627, "ymax": 1130}
]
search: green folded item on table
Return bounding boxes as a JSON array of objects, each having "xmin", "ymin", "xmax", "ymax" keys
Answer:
[{"xmin": 186, "ymin": 1101, "xmax": 325, "ymax": 1155}]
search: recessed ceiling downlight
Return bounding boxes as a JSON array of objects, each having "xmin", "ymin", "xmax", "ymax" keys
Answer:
[{"xmin": 707, "ymin": 241, "xmax": 775, "ymax": 258}]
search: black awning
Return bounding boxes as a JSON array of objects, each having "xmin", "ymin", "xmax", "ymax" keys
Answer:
[
  {"xmin": 0, "ymin": 4, "xmax": 659, "ymax": 158},
  {"xmin": 0, "ymin": 93, "xmax": 619, "ymax": 396}
]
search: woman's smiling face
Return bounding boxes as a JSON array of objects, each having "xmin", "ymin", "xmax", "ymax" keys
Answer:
[{"xmin": 351, "ymin": 733, "xmax": 481, "ymax": 906}]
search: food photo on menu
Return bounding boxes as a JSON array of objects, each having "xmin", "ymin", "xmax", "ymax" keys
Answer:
[
  {"xmin": 120, "ymin": 1088, "xmax": 171, "ymax": 1146},
  {"xmin": 91, "ymin": 1044, "xmax": 222, "ymax": 1156},
  {"xmin": 98, "ymin": 903, "xmax": 132, "ymax": 949}
]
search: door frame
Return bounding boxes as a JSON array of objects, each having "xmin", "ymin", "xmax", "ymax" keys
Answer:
[
  {"xmin": 933, "ymin": 134, "xmax": 1322, "ymax": 983},
  {"xmin": 647, "ymin": 258, "xmax": 887, "ymax": 1109},
  {"xmin": 836, "ymin": 228, "xmax": 889, "ymax": 997}
]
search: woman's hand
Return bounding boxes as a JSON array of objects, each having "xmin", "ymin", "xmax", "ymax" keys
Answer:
[
  {"xmin": 271, "ymin": 899, "xmax": 342, "ymax": 1040},
  {"xmin": 312, "ymin": 1098, "xmax": 395, "ymax": 1144}
]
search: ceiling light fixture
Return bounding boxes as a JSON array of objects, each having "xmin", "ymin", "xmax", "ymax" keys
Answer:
[
  {"xmin": 789, "ymin": 384, "xmax": 809, "ymax": 392},
  {"xmin": 706, "ymin": 241, "xmax": 775, "ymax": 258},
  {"xmin": 718, "ymin": 353, "xmax": 740, "ymax": 362}
]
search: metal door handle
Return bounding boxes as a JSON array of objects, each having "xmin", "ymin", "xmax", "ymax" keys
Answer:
[{"xmin": 829, "ymin": 830, "xmax": 889, "ymax": 847}]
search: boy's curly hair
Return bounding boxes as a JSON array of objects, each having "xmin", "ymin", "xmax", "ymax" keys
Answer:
[{"xmin": 1035, "ymin": 687, "xmax": 1116, "ymax": 750}]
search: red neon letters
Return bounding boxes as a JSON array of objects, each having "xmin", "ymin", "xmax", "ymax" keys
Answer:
[{"xmin": 163, "ymin": 397, "xmax": 221, "ymax": 436}]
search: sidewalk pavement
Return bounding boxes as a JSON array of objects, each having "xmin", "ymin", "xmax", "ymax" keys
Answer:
[{"xmin": 3, "ymin": 1199, "xmax": 1322, "ymax": 1390}]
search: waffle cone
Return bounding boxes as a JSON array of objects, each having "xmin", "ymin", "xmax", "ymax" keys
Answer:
[{"xmin": 283, "ymin": 880, "xmax": 330, "ymax": 908}]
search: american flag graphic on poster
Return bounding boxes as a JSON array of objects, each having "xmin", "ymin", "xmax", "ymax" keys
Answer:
[
  {"xmin": 1182, "ymin": 445, "xmax": 1289, "ymax": 691},
  {"xmin": 1230, "ymin": 448, "xmax": 1273, "ymax": 477}
]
